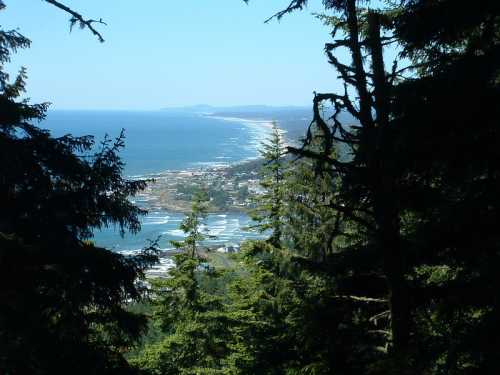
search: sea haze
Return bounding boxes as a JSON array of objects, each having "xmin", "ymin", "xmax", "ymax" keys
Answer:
[{"xmin": 40, "ymin": 110, "xmax": 272, "ymax": 251}]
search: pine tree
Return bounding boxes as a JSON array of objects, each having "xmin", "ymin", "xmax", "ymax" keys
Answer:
[
  {"xmin": 171, "ymin": 190, "xmax": 211, "ymax": 258},
  {"xmin": 0, "ymin": 4, "xmax": 157, "ymax": 373},
  {"xmin": 254, "ymin": 0, "xmax": 500, "ymax": 372},
  {"xmin": 281, "ymin": 3, "xmax": 412, "ymax": 366},
  {"xmin": 282, "ymin": 121, "xmax": 342, "ymax": 262},
  {"xmin": 388, "ymin": 1, "xmax": 500, "ymax": 372},
  {"xmin": 133, "ymin": 192, "xmax": 236, "ymax": 374},
  {"xmin": 155, "ymin": 191, "xmax": 212, "ymax": 323},
  {"xmin": 250, "ymin": 122, "xmax": 287, "ymax": 248}
]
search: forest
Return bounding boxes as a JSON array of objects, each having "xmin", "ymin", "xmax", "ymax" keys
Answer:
[{"xmin": 1, "ymin": 0, "xmax": 499, "ymax": 374}]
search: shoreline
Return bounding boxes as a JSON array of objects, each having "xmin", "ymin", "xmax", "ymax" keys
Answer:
[
  {"xmin": 124, "ymin": 115, "xmax": 281, "ymax": 215},
  {"xmin": 125, "ymin": 115, "xmax": 287, "ymax": 184},
  {"xmin": 203, "ymin": 113, "xmax": 290, "ymax": 147},
  {"xmin": 125, "ymin": 114, "xmax": 277, "ymax": 181},
  {"xmin": 94, "ymin": 114, "xmax": 274, "ymax": 256}
]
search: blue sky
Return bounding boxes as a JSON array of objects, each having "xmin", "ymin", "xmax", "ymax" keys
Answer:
[{"xmin": 2, "ymin": 0, "xmax": 349, "ymax": 110}]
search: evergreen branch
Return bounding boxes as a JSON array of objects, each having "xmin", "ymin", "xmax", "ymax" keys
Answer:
[
  {"xmin": 260, "ymin": 0, "xmax": 308, "ymax": 23},
  {"xmin": 333, "ymin": 295, "xmax": 387, "ymax": 303},
  {"xmin": 369, "ymin": 310, "xmax": 391, "ymax": 323},
  {"xmin": 43, "ymin": 0, "xmax": 106, "ymax": 42},
  {"xmin": 368, "ymin": 329, "xmax": 391, "ymax": 336},
  {"xmin": 312, "ymin": 93, "xmax": 334, "ymax": 155},
  {"xmin": 287, "ymin": 146, "xmax": 349, "ymax": 172},
  {"xmin": 315, "ymin": 90, "xmax": 360, "ymax": 145},
  {"xmin": 344, "ymin": 0, "xmax": 374, "ymax": 128},
  {"xmin": 327, "ymin": 202, "xmax": 376, "ymax": 232}
]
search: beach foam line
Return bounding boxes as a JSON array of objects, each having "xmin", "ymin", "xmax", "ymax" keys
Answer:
[
  {"xmin": 213, "ymin": 115, "xmax": 289, "ymax": 149},
  {"xmin": 165, "ymin": 229, "xmax": 186, "ymax": 237},
  {"xmin": 117, "ymin": 249, "xmax": 143, "ymax": 255},
  {"xmin": 122, "ymin": 115, "xmax": 280, "ymax": 179},
  {"xmin": 143, "ymin": 220, "xmax": 169, "ymax": 225},
  {"xmin": 203, "ymin": 115, "xmax": 275, "ymax": 143},
  {"xmin": 189, "ymin": 161, "xmax": 231, "ymax": 168},
  {"xmin": 205, "ymin": 115, "xmax": 274, "ymax": 127}
]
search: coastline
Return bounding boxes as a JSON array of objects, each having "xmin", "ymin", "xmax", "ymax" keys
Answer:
[
  {"xmin": 131, "ymin": 161, "xmax": 262, "ymax": 215},
  {"xmin": 125, "ymin": 114, "xmax": 280, "ymax": 215},
  {"xmin": 94, "ymin": 113, "xmax": 274, "ymax": 258},
  {"xmin": 203, "ymin": 113, "xmax": 289, "ymax": 147}
]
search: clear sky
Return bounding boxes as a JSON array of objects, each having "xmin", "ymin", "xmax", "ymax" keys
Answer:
[{"xmin": 3, "ymin": 0, "xmax": 347, "ymax": 110}]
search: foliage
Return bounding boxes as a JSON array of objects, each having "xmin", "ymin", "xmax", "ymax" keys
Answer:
[
  {"xmin": 177, "ymin": 183, "xmax": 231, "ymax": 211},
  {"xmin": 131, "ymin": 192, "xmax": 234, "ymax": 374},
  {"xmin": 249, "ymin": 122, "xmax": 287, "ymax": 247},
  {"xmin": 0, "ymin": 5, "xmax": 157, "ymax": 374},
  {"xmin": 242, "ymin": 0, "xmax": 500, "ymax": 373},
  {"xmin": 279, "ymin": 0, "xmax": 500, "ymax": 373},
  {"xmin": 170, "ymin": 190, "xmax": 211, "ymax": 257},
  {"xmin": 4, "ymin": 0, "xmax": 500, "ymax": 374}
]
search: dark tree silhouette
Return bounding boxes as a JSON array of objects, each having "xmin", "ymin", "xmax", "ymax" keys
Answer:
[
  {"xmin": 247, "ymin": 0, "xmax": 500, "ymax": 372},
  {"xmin": 0, "ymin": 3, "xmax": 156, "ymax": 373},
  {"xmin": 40, "ymin": 0, "xmax": 107, "ymax": 42}
]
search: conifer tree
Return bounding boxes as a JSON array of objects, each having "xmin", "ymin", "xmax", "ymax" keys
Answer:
[
  {"xmin": 250, "ymin": 122, "xmax": 287, "ymax": 247},
  {"xmin": 282, "ymin": 2, "xmax": 412, "ymax": 364},
  {"xmin": 171, "ymin": 190, "xmax": 211, "ymax": 259},
  {"xmin": 388, "ymin": 1, "xmax": 500, "ymax": 372},
  {"xmin": 0, "ymin": 3, "xmax": 157, "ymax": 373},
  {"xmin": 134, "ymin": 192, "xmax": 235, "ymax": 374},
  {"xmin": 282, "ymin": 122, "xmax": 341, "ymax": 262},
  {"xmin": 251, "ymin": 0, "xmax": 500, "ymax": 372}
]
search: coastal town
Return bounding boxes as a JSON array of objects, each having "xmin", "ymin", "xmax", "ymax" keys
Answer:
[
  {"xmin": 133, "ymin": 159, "xmax": 264, "ymax": 214},
  {"xmin": 125, "ymin": 158, "xmax": 267, "ymax": 278}
]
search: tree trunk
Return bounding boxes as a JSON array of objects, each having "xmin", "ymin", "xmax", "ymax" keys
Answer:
[{"xmin": 367, "ymin": 12, "xmax": 410, "ymax": 355}]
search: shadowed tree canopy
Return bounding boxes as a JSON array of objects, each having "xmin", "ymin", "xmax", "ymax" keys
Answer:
[
  {"xmin": 0, "ymin": 2, "xmax": 157, "ymax": 373},
  {"xmin": 246, "ymin": 0, "xmax": 500, "ymax": 372},
  {"xmin": 2, "ymin": 0, "xmax": 499, "ymax": 374}
]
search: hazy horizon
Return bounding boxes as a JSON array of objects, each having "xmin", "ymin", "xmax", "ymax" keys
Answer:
[{"xmin": 45, "ymin": 104, "xmax": 312, "ymax": 112}]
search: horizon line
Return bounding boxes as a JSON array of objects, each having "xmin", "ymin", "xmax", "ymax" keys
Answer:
[{"xmin": 46, "ymin": 104, "xmax": 313, "ymax": 112}]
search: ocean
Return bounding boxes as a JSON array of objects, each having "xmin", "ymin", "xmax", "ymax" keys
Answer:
[{"xmin": 41, "ymin": 110, "xmax": 271, "ymax": 253}]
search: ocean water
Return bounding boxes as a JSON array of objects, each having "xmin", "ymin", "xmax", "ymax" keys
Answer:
[
  {"xmin": 41, "ymin": 110, "xmax": 271, "ymax": 252},
  {"xmin": 43, "ymin": 110, "xmax": 270, "ymax": 175}
]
